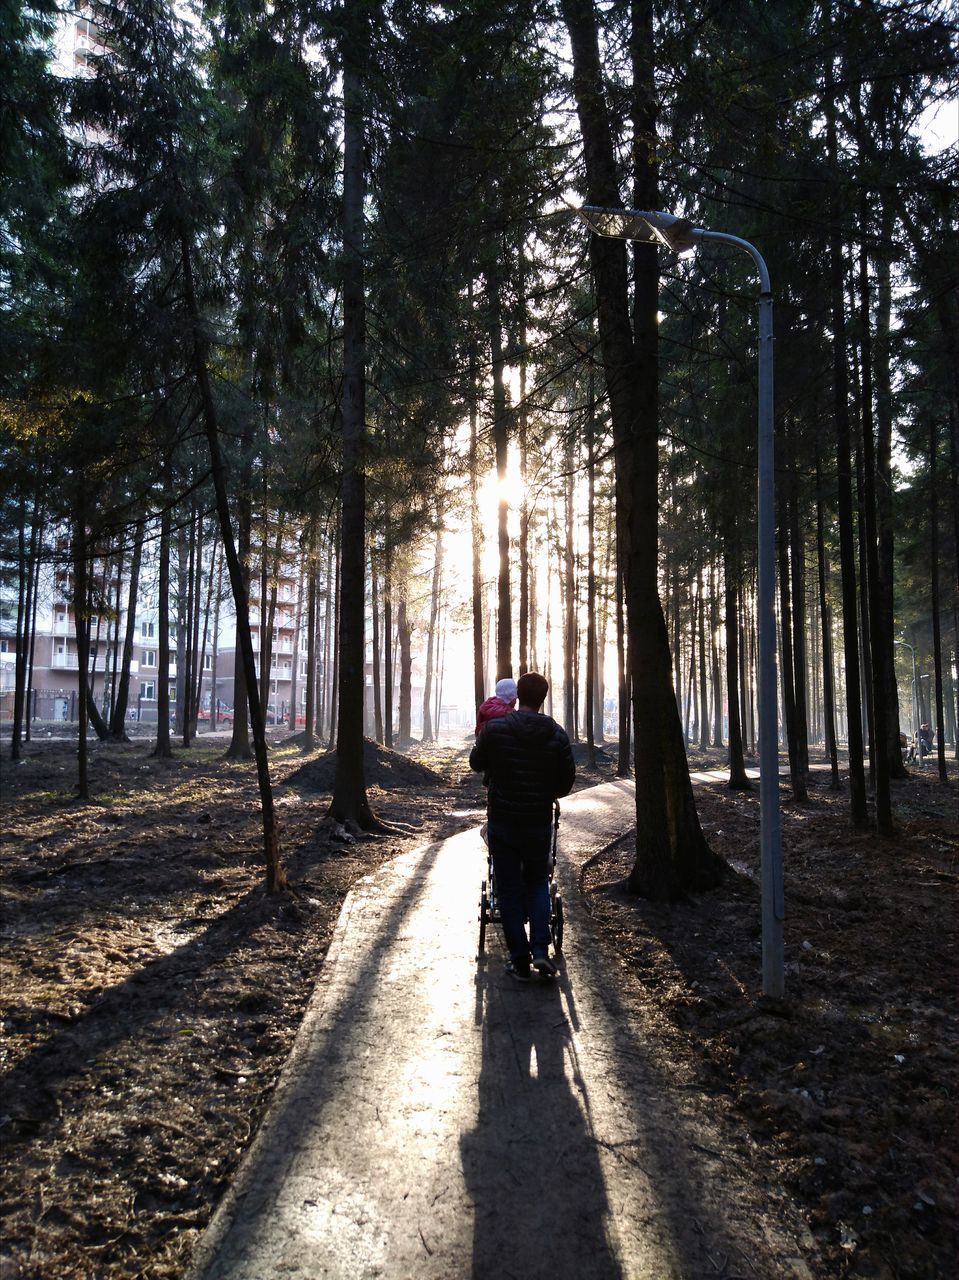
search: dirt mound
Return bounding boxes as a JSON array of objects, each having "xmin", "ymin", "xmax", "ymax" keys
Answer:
[
  {"xmin": 286, "ymin": 739, "xmax": 448, "ymax": 792},
  {"xmin": 571, "ymin": 742, "xmax": 615, "ymax": 763}
]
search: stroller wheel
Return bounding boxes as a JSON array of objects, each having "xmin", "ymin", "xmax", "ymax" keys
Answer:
[{"xmin": 552, "ymin": 893, "xmax": 564, "ymax": 954}]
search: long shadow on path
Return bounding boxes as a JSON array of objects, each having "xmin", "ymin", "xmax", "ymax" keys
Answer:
[
  {"xmin": 461, "ymin": 962, "xmax": 621, "ymax": 1279},
  {"xmin": 191, "ymin": 783, "xmax": 817, "ymax": 1280}
]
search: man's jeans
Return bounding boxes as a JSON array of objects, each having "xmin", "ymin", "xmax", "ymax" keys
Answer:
[{"xmin": 486, "ymin": 818, "xmax": 552, "ymax": 963}]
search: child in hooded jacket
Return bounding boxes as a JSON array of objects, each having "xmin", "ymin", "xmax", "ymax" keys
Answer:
[{"xmin": 475, "ymin": 677, "xmax": 518, "ymax": 735}]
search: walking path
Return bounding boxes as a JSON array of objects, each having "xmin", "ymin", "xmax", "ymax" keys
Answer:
[{"xmin": 190, "ymin": 778, "xmax": 816, "ymax": 1280}]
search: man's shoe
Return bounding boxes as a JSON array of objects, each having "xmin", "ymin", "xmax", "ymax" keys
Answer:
[
  {"xmin": 505, "ymin": 960, "xmax": 531, "ymax": 982},
  {"xmin": 532, "ymin": 953, "xmax": 558, "ymax": 978}
]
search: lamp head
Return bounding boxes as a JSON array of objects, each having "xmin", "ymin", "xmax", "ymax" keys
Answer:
[{"xmin": 576, "ymin": 205, "xmax": 699, "ymax": 254}]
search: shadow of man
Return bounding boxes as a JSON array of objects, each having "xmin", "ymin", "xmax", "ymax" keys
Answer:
[{"xmin": 460, "ymin": 960, "xmax": 623, "ymax": 1279}]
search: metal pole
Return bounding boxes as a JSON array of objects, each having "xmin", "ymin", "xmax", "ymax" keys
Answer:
[
  {"xmin": 578, "ymin": 208, "xmax": 784, "ymax": 997},
  {"xmin": 697, "ymin": 231, "xmax": 783, "ymax": 998}
]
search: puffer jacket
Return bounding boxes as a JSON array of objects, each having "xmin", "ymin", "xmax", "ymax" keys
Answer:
[{"xmin": 469, "ymin": 709, "xmax": 576, "ymax": 823}]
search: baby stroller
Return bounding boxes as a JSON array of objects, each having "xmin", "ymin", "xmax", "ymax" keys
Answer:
[{"xmin": 477, "ymin": 801, "xmax": 564, "ymax": 958}]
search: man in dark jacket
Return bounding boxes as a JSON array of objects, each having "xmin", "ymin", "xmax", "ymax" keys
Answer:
[{"xmin": 469, "ymin": 671, "xmax": 575, "ymax": 980}]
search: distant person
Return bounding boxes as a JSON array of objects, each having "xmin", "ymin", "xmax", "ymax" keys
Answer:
[
  {"xmin": 919, "ymin": 723, "xmax": 934, "ymax": 755},
  {"xmin": 475, "ymin": 677, "xmax": 517, "ymax": 735},
  {"xmin": 470, "ymin": 671, "xmax": 575, "ymax": 981}
]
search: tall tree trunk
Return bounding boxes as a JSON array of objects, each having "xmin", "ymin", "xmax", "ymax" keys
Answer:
[
  {"xmin": 816, "ymin": 452, "xmax": 841, "ymax": 789},
  {"xmin": 596, "ymin": 505, "xmax": 612, "ymax": 743},
  {"xmin": 563, "ymin": 428, "xmax": 577, "ymax": 736},
  {"xmin": 225, "ymin": 420, "xmax": 254, "ymax": 760},
  {"xmin": 383, "ymin": 529, "xmax": 394, "ymax": 748},
  {"xmin": 825, "ymin": 21, "xmax": 868, "ymax": 827},
  {"xmin": 697, "ymin": 571, "xmax": 709, "ymax": 751},
  {"xmin": 11, "ymin": 493, "xmax": 40, "ymax": 760},
  {"xmin": 72, "ymin": 501, "xmax": 90, "ymax": 800},
  {"xmin": 518, "ymin": 261, "xmax": 531, "ymax": 676},
  {"xmin": 25, "ymin": 537, "xmax": 41, "ymax": 743},
  {"xmin": 209, "ymin": 552, "xmax": 223, "ymax": 731},
  {"xmin": 397, "ymin": 593, "xmax": 412, "ymax": 747},
  {"xmin": 724, "ymin": 528, "xmax": 751, "ymax": 788},
  {"xmin": 855, "ymin": 445, "xmax": 876, "ymax": 781},
  {"xmin": 562, "ymin": 0, "xmax": 720, "ymax": 893},
  {"xmin": 585, "ymin": 385, "xmax": 597, "ymax": 767},
  {"xmin": 175, "ymin": 519, "xmax": 189, "ymax": 741},
  {"xmin": 873, "ymin": 200, "xmax": 906, "ymax": 777},
  {"xmin": 327, "ymin": 530, "xmax": 340, "ymax": 747},
  {"xmin": 181, "ymin": 231, "xmax": 286, "ymax": 891},
  {"xmin": 153, "ymin": 465, "xmax": 173, "ymax": 761},
  {"xmin": 288, "ymin": 545, "xmax": 304, "ymax": 733},
  {"xmin": 371, "ymin": 546, "xmax": 383, "ymax": 744},
  {"xmin": 788, "ymin": 484, "xmax": 810, "ymax": 778},
  {"xmin": 929, "ymin": 421, "xmax": 948, "ymax": 781},
  {"xmin": 487, "ymin": 260, "xmax": 512, "ymax": 680},
  {"xmin": 710, "ymin": 566, "xmax": 723, "ymax": 749},
  {"xmin": 856, "ymin": 226, "xmax": 893, "ymax": 829},
  {"xmin": 422, "ymin": 494, "xmax": 444, "ymax": 743},
  {"xmin": 109, "ymin": 516, "xmax": 144, "ymax": 738},
  {"xmin": 303, "ymin": 530, "xmax": 318, "ymax": 750},
  {"xmin": 468, "ymin": 284, "xmax": 486, "ymax": 712},
  {"xmin": 331, "ymin": 11, "xmax": 378, "ymax": 829},
  {"xmin": 778, "ymin": 468, "xmax": 806, "ymax": 800},
  {"xmin": 260, "ymin": 516, "xmax": 284, "ymax": 723}
]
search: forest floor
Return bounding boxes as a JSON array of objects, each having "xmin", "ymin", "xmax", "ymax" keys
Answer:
[{"xmin": 0, "ymin": 731, "xmax": 956, "ymax": 1280}]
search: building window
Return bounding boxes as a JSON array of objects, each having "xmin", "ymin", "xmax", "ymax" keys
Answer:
[
  {"xmin": 142, "ymin": 650, "xmax": 157, "ymax": 667},
  {"xmin": 140, "ymin": 621, "xmax": 156, "ymax": 639},
  {"xmin": 141, "ymin": 681, "xmax": 155, "ymax": 700},
  {"xmin": 203, "ymin": 654, "xmax": 212, "ymax": 670},
  {"xmin": 169, "ymin": 684, "xmax": 176, "ymax": 701}
]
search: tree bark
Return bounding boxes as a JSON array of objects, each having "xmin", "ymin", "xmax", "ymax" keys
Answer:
[
  {"xmin": 370, "ymin": 546, "xmax": 383, "ymax": 744},
  {"xmin": 929, "ymin": 421, "xmax": 948, "ymax": 781},
  {"xmin": 856, "ymin": 227, "xmax": 893, "ymax": 830},
  {"xmin": 303, "ymin": 528, "xmax": 318, "ymax": 749},
  {"xmin": 816, "ymin": 451, "xmax": 841, "ymax": 789},
  {"xmin": 422, "ymin": 493, "xmax": 444, "ymax": 743},
  {"xmin": 383, "ymin": 528, "xmax": 394, "ymax": 748},
  {"xmin": 487, "ymin": 259, "xmax": 512, "ymax": 680},
  {"xmin": 72, "ymin": 501, "xmax": 90, "ymax": 800},
  {"xmin": 397, "ymin": 592, "xmax": 412, "ymax": 746},
  {"xmin": 825, "ymin": 60, "xmax": 868, "ymax": 827},
  {"xmin": 330, "ymin": 8, "xmax": 378, "ymax": 829},
  {"xmin": 153, "ymin": 464, "xmax": 173, "ymax": 760},
  {"xmin": 181, "ymin": 231, "xmax": 286, "ymax": 892},
  {"xmin": 562, "ymin": 0, "xmax": 721, "ymax": 896},
  {"xmin": 778, "ymin": 481, "xmax": 806, "ymax": 800},
  {"xmin": 710, "ymin": 566, "xmax": 723, "ymax": 749},
  {"xmin": 585, "ymin": 386, "xmax": 597, "ymax": 767},
  {"xmin": 468, "ymin": 284, "xmax": 486, "ymax": 713},
  {"xmin": 109, "ymin": 517, "xmax": 144, "ymax": 738},
  {"xmin": 563, "ymin": 427, "xmax": 577, "ymax": 737},
  {"xmin": 724, "ymin": 532, "xmax": 751, "ymax": 789}
]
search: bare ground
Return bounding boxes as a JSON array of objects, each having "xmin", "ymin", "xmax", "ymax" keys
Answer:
[
  {"xmin": 0, "ymin": 734, "xmax": 955, "ymax": 1279},
  {"xmin": 580, "ymin": 754, "xmax": 958, "ymax": 1280}
]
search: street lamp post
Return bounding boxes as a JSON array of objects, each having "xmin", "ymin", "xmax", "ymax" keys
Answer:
[{"xmin": 576, "ymin": 205, "xmax": 783, "ymax": 998}]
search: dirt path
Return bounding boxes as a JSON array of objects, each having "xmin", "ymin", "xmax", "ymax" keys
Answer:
[{"xmin": 190, "ymin": 782, "xmax": 815, "ymax": 1280}]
